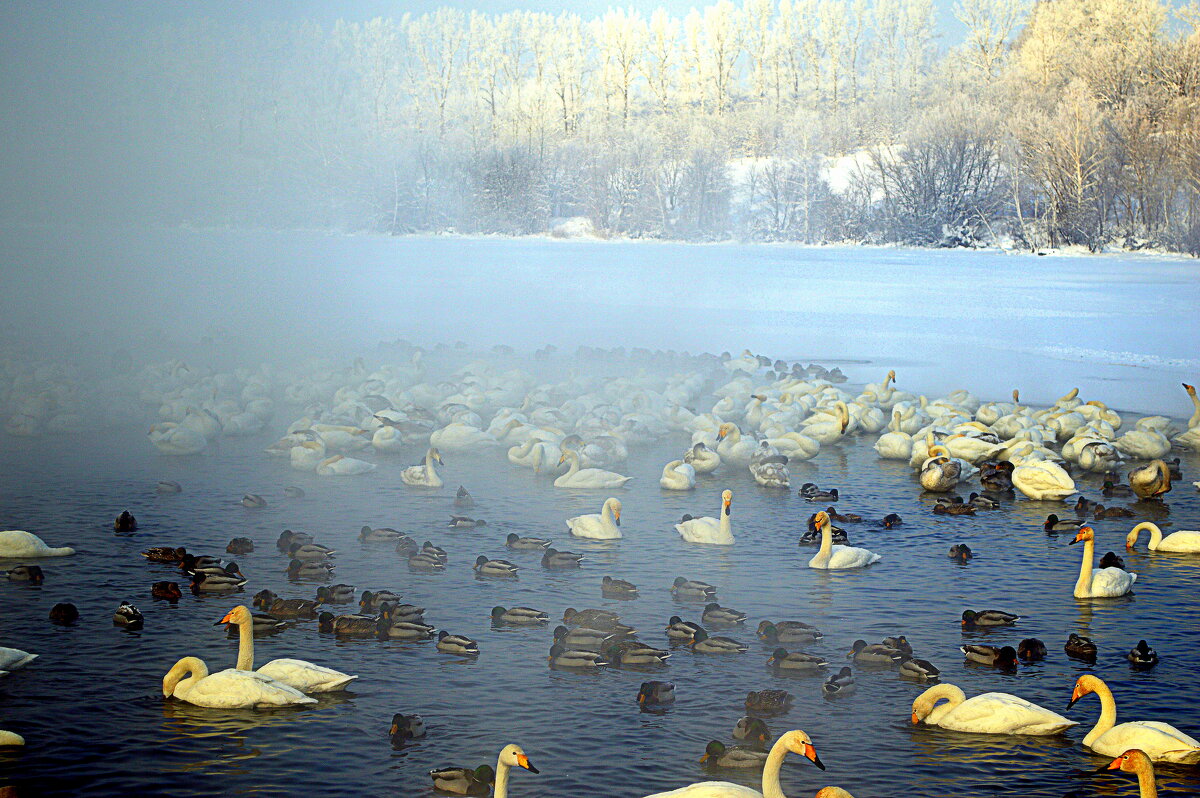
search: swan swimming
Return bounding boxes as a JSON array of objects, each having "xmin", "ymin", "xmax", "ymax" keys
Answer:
[
  {"xmin": 675, "ymin": 490, "xmax": 734, "ymax": 545},
  {"xmin": 566, "ymin": 498, "xmax": 623, "ymax": 540}
]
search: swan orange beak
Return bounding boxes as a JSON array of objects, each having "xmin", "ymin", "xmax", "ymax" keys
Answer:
[
  {"xmin": 716, "ymin": 429, "xmax": 727, "ymax": 441},
  {"xmin": 557, "ymin": 455, "xmax": 566, "ymax": 466},
  {"xmin": 911, "ymin": 711, "xmax": 920, "ymax": 724},
  {"xmin": 1067, "ymin": 683, "xmax": 1088, "ymax": 709},
  {"xmin": 516, "ymin": 753, "xmax": 538, "ymax": 773},
  {"xmin": 614, "ymin": 509, "xmax": 621, "ymax": 525},
  {"xmin": 214, "ymin": 611, "xmax": 233, "ymax": 625},
  {"xmin": 803, "ymin": 742, "xmax": 825, "ymax": 770},
  {"xmin": 1104, "ymin": 754, "xmax": 1125, "ymax": 771}
]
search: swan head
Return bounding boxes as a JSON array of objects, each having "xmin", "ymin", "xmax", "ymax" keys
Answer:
[
  {"xmin": 498, "ymin": 743, "xmax": 539, "ymax": 773},
  {"xmin": 1067, "ymin": 674, "xmax": 1103, "ymax": 708},
  {"xmin": 778, "ymin": 730, "xmax": 825, "ymax": 770},
  {"xmin": 716, "ymin": 423, "xmax": 731, "ymax": 441},
  {"xmin": 162, "ymin": 656, "xmax": 206, "ymax": 697},
  {"xmin": 813, "ymin": 510, "xmax": 830, "ymax": 529},
  {"xmin": 722, "ymin": 489, "xmax": 732, "ymax": 515},
  {"xmin": 1070, "ymin": 526, "xmax": 1095, "ymax": 545},
  {"xmin": 1105, "ymin": 749, "xmax": 1153, "ymax": 776},
  {"xmin": 1185, "ymin": 382, "xmax": 1196, "ymax": 396},
  {"xmin": 215, "ymin": 605, "xmax": 253, "ymax": 626},
  {"xmin": 606, "ymin": 498, "xmax": 622, "ymax": 525},
  {"xmin": 429, "ymin": 448, "xmax": 444, "ymax": 465}
]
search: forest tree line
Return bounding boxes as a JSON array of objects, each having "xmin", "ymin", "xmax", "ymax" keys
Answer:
[{"xmin": 105, "ymin": 0, "xmax": 1200, "ymax": 252}]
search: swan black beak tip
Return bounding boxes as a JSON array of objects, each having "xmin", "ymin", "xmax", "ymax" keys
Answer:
[{"xmin": 812, "ymin": 754, "xmax": 826, "ymax": 771}]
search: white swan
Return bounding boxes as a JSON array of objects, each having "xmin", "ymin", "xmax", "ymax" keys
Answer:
[
  {"xmin": 1125, "ymin": 521, "xmax": 1200, "ymax": 553},
  {"xmin": 1069, "ymin": 674, "xmax": 1200, "ymax": 763},
  {"xmin": 429, "ymin": 422, "xmax": 499, "ymax": 451},
  {"xmin": 874, "ymin": 411, "xmax": 913, "ymax": 459},
  {"xmin": 683, "ymin": 442, "xmax": 721, "ymax": 474},
  {"xmin": 1012, "ymin": 460, "xmax": 1076, "ymax": 501},
  {"xmin": 1071, "ymin": 526, "xmax": 1137, "ymax": 598},
  {"xmin": 802, "ymin": 402, "xmax": 850, "ymax": 444},
  {"xmin": 147, "ymin": 422, "xmax": 207, "ymax": 455},
  {"xmin": 290, "ymin": 441, "xmax": 326, "ymax": 471},
  {"xmin": 764, "ymin": 432, "xmax": 820, "ymax": 461},
  {"xmin": 162, "ymin": 656, "xmax": 316, "ymax": 709},
  {"xmin": 0, "ymin": 530, "xmax": 74, "ymax": 557},
  {"xmin": 640, "ymin": 729, "xmax": 825, "ymax": 798},
  {"xmin": 1113, "ymin": 429, "xmax": 1171, "ymax": 460},
  {"xmin": 675, "ymin": 490, "xmax": 735, "ymax": 545},
  {"xmin": 553, "ymin": 449, "xmax": 632, "ymax": 489},
  {"xmin": 221, "ymin": 605, "xmax": 356, "ymax": 692},
  {"xmin": 0, "ymin": 646, "xmax": 37, "ymax": 673},
  {"xmin": 715, "ymin": 423, "xmax": 757, "ymax": 467},
  {"xmin": 566, "ymin": 498, "xmax": 622, "ymax": 540},
  {"xmin": 808, "ymin": 511, "xmax": 881, "ymax": 570},
  {"xmin": 401, "ymin": 448, "xmax": 444, "ymax": 487},
  {"xmin": 660, "ymin": 460, "xmax": 697, "ymax": 490},
  {"xmin": 508, "ymin": 438, "xmax": 558, "ymax": 469},
  {"xmin": 492, "ymin": 743, "xmax": 540, "ymax": 798},
  {"xmin": 315, "ymin": 454, "xmax": 377, "ymax": 476},
  {"xmin": 911, "ymin": 683, "xmax": 1077, "ymax": 735}
]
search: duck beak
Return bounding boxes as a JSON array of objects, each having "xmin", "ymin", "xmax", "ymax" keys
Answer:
[
  {"xmin": 699, "ymin": 754, "xmax": 709, "ymax": 763},
  {"xmin": 638, "ymin": 693, "xmax": 645, "ymax": 703},
  {"xmin": 803, "ymin": 742, "xmax": 825, "ymax": 770},
  {"xmin": 389, "ymin": 724, "xmax": 398, "ymax": 735},
  {"xmin": 516, "ymin": 754, "xmax": 539, "ymax": 773}
]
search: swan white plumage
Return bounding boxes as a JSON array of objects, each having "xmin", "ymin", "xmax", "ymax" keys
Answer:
[
  {"xmin": 290, "ymin": 440, "xmax": 326, "ymax": 471},
  {"xmin": 640, "ymin": 729, "xmax": 825, "ymax": 798},
  {"xmin": 221, "ymin": 605, "xmax": 356, "ymax": 692},
  {"xmin": 1113, "ymin": 429, "xmax": 1171, "ymax": 460},
  {"xmin": 0, "ymin": 646, "xmax": 37, "ymax": 673},
  {"xmin": 1071, "ymin": 526, "xmax": 1136, "ymax": 598},
  {"xmin": 315, "ymin": 454, "xmax": 377, "ymax": 476},
  {"xmin": 660, "ymin": 460, "xmax": 697, "ymax": 490},
  {"xmin": 147, "ymin": 423, "xmax": 207, "ymax": 455},
  {"xmin": 1012, "ymin": 460, "xmax": 1076, "ymax": 501},
  {"xmin": 429, "ymin": 422, "xmax": 499, "ymax": 451},
  {"xmin": 715, "ymin": 423, "xmax": 757, "ymax": 468},
  {"xmin": 874, "ymin": 411, "xmax": 913, "ymax": 459},
  {"xmin": 553, "ymin": 449, "xmax": 632, "ymax": 489},
  {"xmin": 675, "ymin": 490, "xmax": 734, "ymax": 545},
  {"xmin": 1069, "ymin": 674, "xmax": 1200, "ymax": 763},
  {"xmin": 508, "ymin": 438, "xmax": 559, "ymax": 469},
  {"xmin": 808, "ymin": 511, "xmax": 881, "ymax": 570},
  {"xmin": 802, "ymin": 402, "xmax": 850, "ymax": 444},
  {"xmin": 401, "ymin": 448, "xmax": 444, "ymax": 486},
  {"xmin": 1125, "ymin": 521, "xmax": 1200, "ymax": 553},
  {"xmin": 0, "ymin": 530, "xmax": 74, "ymax": 557},
  {"xmin": 162, "ymin": 656, "xmax": 317, "ymax": 709},
  {"xmin": 683, "ymin": 442, "xmax": 721, "ymax": 474},
  {"xmin": 764, "ymin": 431, "xmax": 820, "ymax": 461},
  {"xmin": 911, "ymin": 683, "xmax": 1077, "ymax": 735},
  {"xmin": 566, "ymin": 497, "xmax": 622, "ymax": 539}
]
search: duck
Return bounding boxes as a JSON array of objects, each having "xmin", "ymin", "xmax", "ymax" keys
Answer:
[
  {"xmin": 689, "ymin": 629, "xmax": 748, "ymax": 654},
  {"xmin": 287, "ymin": 559, "xmax": 334, "ymax": 579},
  {"xmin": 504, "ymin": 532, "xmax": 552, "ymax": 551},
  {"xmin": 1018, "ymin": 638, "xmax": 1047, "ymax": 661},
  {"xmin": 881, "ymin": 513, "xmax": 903, "ymax": 528},
  {"xmin": 448, "ymin": 516, "xmax": 485, "ymax": 528},
  {"xmin": 757, "ymin": 620, "xmax": 822, "ymax": 644},
  {"xmin": 948, "ymin": 544, "xmax": 973, "ymax": 561},
  {"xmin": 744, "ymin": 690, "xmax": 793, "ymax": 714},
  {"xmin": 226, "ymin": 537, "xmax": 254, "ymax": 554},
  {"xmin": 732, "ymin": 717, "xmax": 771, "ymax": 744},
  {"xmin": 826, "ymin": 507, "xmax": 862, "ymax": 523},
  {"xmin": 1071, "ymin": 526, "xmax": 1137, "ymax": 598},
  {"xmin": 113, "ymin": 511, "xmax": 137, "ymax": 532},
  {"xmin": 665, "ymin": 616, "xmax": 704, "ymax": 640},
  {"xmin": 661, "ymin": 459, "xmax": 698, "ymax": 490},
  {"xmin": 637, "ymin": 680, "xmax": 675, "ymax": 706},
  {"xmin": 960, "ymin": 644, "xmax": 1017, "ymax": 668},
  {"xmin": 1099, "ymin": 550, "xmax": 1127, "ymax": 569},
  {"xmin": 883, "ymin": 636, "xmax": 913, "ymax": 655},
  {"xmin": 474, "ymin": 555, "xmax": 519, "ymax": 577},
  {"xmin": 239, "ymin": 494, "xmax": 266, "ymax": 509},
  {"xmin": 898, "ymin": 657, "xmax": 940, "ymax": 682},
  {"xmin": 639, "ymin": 729, "xmax": 825, "ymax": 798},
  {"xmin": 151, "ymin": 581, "xmax": 182, "ymax": 600},
  {"xmin": 968, "ymin": 492, "xmax": 999, "ymax": 510},
  {"xmin": 389, "ymin": 713, "xmax": 426, "ymax": 745},
  {"xmin": 567, "ymin": 497, "xmax": 622, "ymax": 540},
  {"xmin": 548, "ymin": 642, "xmax": 608, "ymax": 668},
  {"xmin": 192, "ymin": 570, "xmax": 249, "ymax": 592},
  {"xmin": 768, "ymin": 648, "xmax": 828, "ymax": 672},
  {"xmin": 553, "ymin": 625, "xmax": 614, "ymax": 651},
  {"xmin": 800, "ymin": 514, "xmax": 847, "ymax": 545},
  {"xmin": 491, "ymin": 606, "xmax": 549, "ymax": 625},
  {"xmin": 808, "ymin": 511, "xmax": 881, "ymax": 570},
  {"xmin": 318, "ymin": 611, "xmax": 378, "ymax": 637},
  {"xmin": 605, "ymin": 640, "xmax": 671, "ymax": 667},
  {"xmin": 252, "ymin": 591, "xmax": 318, "ymax": 619},
  {"xmin": 376, "ymin": 601, "xmax": 426, "ymax": 623},
  {"xmin": 1127, "ymin": 640, "xmax": 1158, "ymax": 668},
  {"xmin": 359, "ymin": 526, "xmax": 406, "ymax": 542},
  {"xmin": 1065, "ymin": 632, "xmax": 1098, "ymax": 661},
  {"xmin": 701, "ymin": 740, "xmax": 768, "ymax": 768},
  {"xmin": 1094, "ymin": 504, "xmax": 1136, "ymax": 519},
  {"xmin": 671, "ymin": 577, "xmax": 717, "ymax": 599},
  {"xmin": 541, "ymin": 548, "xmax": 584, "ymax": 569},
  {"xmin": 1068, "ymin": 674, "xmax": 1200, "ymax": 762},
  {"xmin": 911, "ymin": 682, "xmax": 1076, "ymax": 734},
  {"xmin": 400, "ymin": 448, "xmax": 444, "ymax": 487},
  {"xmin": 702, "ymin": 603, "xmax": 747, "ymax": 626},
  {"xmin": 979, "ymin": 462, "xmax": 1015, "ymax": 493},
  {"xmin": 162, "ymin": 655, "xmax": 317, "ymax": 710},
  {"xmin": 156, "ymin": 480, "xmax": 182, "ymax": 494},
  {"xmin": 1129, "ymin": 460, "xmax": 1172, "ymax": 499},
  {"xmin": 1012, "ymin": 460, "xmax": 1076, "ymax": 501},
  {"xmin": 749, "ymin": 450, "xmax": 790, "ymax": 489},
  {"xmin": 683, "ymin": 442, "xmax": 721, "ymax": 474},
  {"xmin": 553, "ymin": 449, "xmax": 632, "ymax": 489},
  {"xmin": 375, "ymin": 614, "xmax": 436, "ymax": 640},
  {"xmin": 1103, "ymin": 749, "xmax": 1159, "ymax": 798},
  {"xmin": 454, "ymin": 485, "xmax": 474, "ymax": 507},
  {"xmin": 823, "ymin": 667, "xmax": 856, "ymax": 696},
  {"xmin": 220, "ymin": 605, "xmax": 357, "ymax": 692},
  {"xmin": 284, "ymin": 486, "xmax": 305, "ymax": 498},
  {"xmin": 804, "ymin": 487, "xmax": 839, "ymax": 502},
  {"xmin": 113, "ymin": 602, "xmax": 144, "ymax": 628},
  {"xmin": 0, "ymin": 530, "xmax": 74, "ymax": 557},
  {"xmin": 276, "ymin": 529, "xmax": 313, "ymax": 552},
  {"xmin": 675, "ymin": 490, "xmax": 735, "ymax": 545},
  {"xmin": 428, "ymin": 764, "xmax": 495, "ymax": 795},
  {"xmin": 849, "ymin": 640, "xmax": 903, "ymax": 664},
  {"xmin": 1125, "ymin": 521, "xmax": 1200, "ymax": 553},
  {"xmin": 5, "ymin": 565, "xmax": 44, "ymax": 583},
  {"xmin": 932, "ymin": 502, "xmax": 975, "ymax": 516},
  {"xmin": 314, "ymin": 584, "xmax": 356, "ymax": 604},
  {"xmin": 289, "ymin": 541, "xmax": 336, "ymax": 560},
  {"xmin": 1103, "ymin": 477, "xmax": 1135, "ymax": 497},
  {"xmin": 961, "ymin": 609, "xmax": 1019, "ymax": 629},
  {"xmin": 420, "ymin": 541, "xmax": 448, "ymax": 563},
  {"xmin": 602, "ymin": 575, "xmax": 638, "ymax": 598},
  {"xmin": 562, "ymin": 607, "xmax": 631, "ymax": 632},
  {"xmin": 142, "ymin": 545, "xmax": 186, "ymax": 563},
  {"xmin": 437, "ymin": 630, "xmax": 479, "ymax": 656}
]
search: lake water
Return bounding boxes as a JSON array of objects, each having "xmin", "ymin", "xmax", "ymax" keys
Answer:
[{"xmin": 1, "ymin": 231, "xmax": 1199, "ymax": 798}]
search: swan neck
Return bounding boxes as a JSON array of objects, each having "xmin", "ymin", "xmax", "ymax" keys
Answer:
[
  {"xmin": 515, "ymin": 438, "xmax": 535, "ymax": 456},
  {"xmin": 1136, "ymin": 762, "xmax": 1158, "ymax": 798},
  {"xmin": 815, "ymin": 519, "xmax": 833, "ymax": 564},
  {"xmin": 760, "ymin": 734, "xmax": 793, "ymax": 798},
  {"xmin": 236, "ymin": 615, "xmax": 255, "ymax": 670},
  {"xmin": 1131, "ymin": 521, "xmax": 1162, "ymax": 549},
  {"xmin": 494, "ymin": 757, "xmax": 511, "ymax": 798},
  {"xmin": 1075, "ymin": 536, "xmax": 1095, "ymax": 597},
  {"xmin": 1084, "ymin": 680, "xmax": 1118, "ymax": 747},
  {"xmin": 1189, "ymin": 389, "xmax": 1200, "ymax": 428}
]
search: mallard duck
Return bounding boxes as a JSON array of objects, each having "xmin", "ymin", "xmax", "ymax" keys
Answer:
[
  {"xmin": 141, "ymin": 546, "xmax": 186, "ymax": 563},
  {"xmin": 637, "ymin": 680, "xmax": 675, "ymax": 705},
  {"xmin": 379, "ymin": 601, "xmax": 426, "ymax": 622},
  {"xmin": 421, "ymin": 541, "xmax": 448, "ymax": 563},
  {"xmin": 689, "ymin": 629, "xmax": 747, "ymax": 654},
  {"xmin": 505, "ymin": 532, "xmax": 551, "ymax": 550},
  {"xmin": 898, "ymin": 657, "xmax": 939, "ymax": 682},
  {"xmin": 733, "ymin": 716, "xmax": 771, "ymax": 743},
  {"xmin": 933, "ymin": 503, "xmax": 975, "ymax": 516},
  {"xmin": 665, "ymin": 616, "xmax": 704, "ymax": 640},
  {"xmin": 360, "ymin": 590, "xmax": 403, "ymax": 611},
  {"xmin": 702, "ymin": 602, "xmax": 747, "ymax": 626},
  {"xmin": 883, "ymin": 636, "xmax": 913, "ymax": 655},
  {"xmin": 849, "ymin": 640, "xmax": 903, "ymax": 664},
  {"xmin": 448, "ymin": 516, "xmax": 486, "ymax": 528},
  {"xmin": 822, "ymin": 666, "xmax": 855, "ymax": 695},
  {"xmin": 1098, "ymin": 550, "xmax": 1127, "ymax": 570},
  {"xmin": 1102, "ymin": 477, "xmax": 1134, "ymax": 497},
  {"xmin": 881, "ymin": 513, "xmax": 904, "ymax": 528},
  {"xmin": 960, "ymin": 644, "xmax": 1018, "ymax": 668},
  {"xmin": 1065, "ymin": 633, "xmax": 1098, "ymax": 661},
  {"xmin": 701, "ymin": 739, "xmax": 769, "ymax": 768},
  {"xmin": 178, "ymin": 553, "xmax": 222, "ymax": 572},
  {"xmin": 49, "ymin": 602, "xmax": 79, "ymax": 624},
  {"xmin": 276, "ymin": 529, "xmax": 313, "ymax": 552},
  {"xmin": 801, "ymin": 485, "xmax": 839, "ymax": 502},
  {"xmin": 1075, "ymin": 496, "xmax": 1098, "ymax": 516},
  {"xmin": 393, "ymin": 534, "xmax": 418, "ymax": 555},
  {"xmin": 289, "ymin": 542, "xmax": 336, "ymax": 561},
  {"xmin": 968, "ymin": 492, "xmax": 999, "ymax": 510},
  {"xmin": 670, "ymin": 577, "xmax": 717, "ymax": 599},
  {"xmin": 375, "ymin": 615, "xmax": 435, "ymax": 640},
  {"xmin": 827, "ymin": 507, "xmax": 862, "ymax": 523},
  {"xmin": 454, "ymin": 485, "xmax": 474, "ymax": 508},
  {"xmin": 475, "ymin": 555, "xmax": 519, "ymax": 577},
  {"xmin": 541, "ymin": 548, "xmax": 583, "ymax": 569},
  {"xmin": 745, "ymin": 689, "xmax": 793, "ymax": 713},
  {"xmin": 429, "ymin": 763, "xmax": 494, "ymax": 795},
  {"xmin": 6, "ymin": 565, "xmax": 44, "ymax": 583},
  {"xmin": 562, "ymin": 607, "xmax": 627, "ymax": 630},
  {"xmin": 151, "ymin": 581, "xmax": 182, "ymax": 600},
  {"xmin": 437, "ymin": 630, "xmax": 479, "ymax": 656},
  {"xmin": 961, "ymin": 609, "xmax": 1019, "ymax": 629},
  {"xmin": 225, "ymin": 537, "xmax": 254, "ymax": 554},
  {"xmin": 238, "ymin": 494, "xmax": 266, "ymax": 509},
  {"xmin": 1018, "ymin": 638, "xmax": 1047, "ymax": 660},
  {"xmin": 192, "ymin": 570, "xmax": 247, "ymax": 592},
  {"xmin": 318, "ymin": 611, "xmax": 377, "ymax": 637},
  {"xmin": 1044, "ymin": 513, "xmax": 1084, "ymax": 533},
  {"xmin": 757, "ymin": 620, "xmax": 822, "ymax": 643},
  {"xmin": 390, "ymin": 713, "xmax": 426, "ymax": 746},
  {"xmin": 314, "ymin": 584, "xmax": 355, "ymax": 604},
  {"xmin": 284, "ymin": 486, "xmax": 305, "ymax": 498},
  {"xmin": 408, "ymin": 551, "xmax": 446, "ymax": 570},
  {"xmin": 767, "ymin": 648, "xmax": 827, "ymax": 671},
  {"xmin": 605, "ymin": 640, "xmax": 671, "ymax": 666},
  {"xmin": 113, "ymin": 601, "xmax": 143, "ymax": 628},
  {"xmin": 948, "ymin": 544, "xmax": 973, "ymax": 561},
  {"xmin": 156, "ymin": 480, "xmax": 182, "ymax": 493},
  {"xmin": 490, "ymin": 606, "xmax": 548, "ymax": 625},
  {"xmin": 979, "ymin": 462, "xmax": 1014, "ymax": 492},
  {"xmin": 602, "ymin": 575, "xmax": 638, "ymax": 598},
  {"xmin": 800, "ymin": 515, "xmax": 848, "ymax": 545},
  {"xmin": 548, "ymin": 642, "xmax": 608, "ymax": 668},
  {"xmin": 1093, "ymin": 504, "xmax": 1135, "ymax": 519},
  {"xmin": 114, "ymin": 510, "xmax": 137, "ymax": 532},
  {"xmin": 359, "ymin": 526, "xmax": 406, "ymax": 543},
  {"xmin": 1127, "ymin": 639, "xmax": 1158, "ymax": 668},
  {"xmin": 256, "ymin": 593, "xmax": 318, "ymax": 619},
  {"xmin": 553, "ymin": 624, "xmax": 613, "ymax": 651},
  {"xmin": 288, "ymin": 558, "xmax": 334, "ymax": 579}
]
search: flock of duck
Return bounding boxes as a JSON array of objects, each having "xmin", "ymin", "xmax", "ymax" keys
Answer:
[{"xmin": 2, "ymin": 347, "xmax": 1200, "ymax": 797}]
